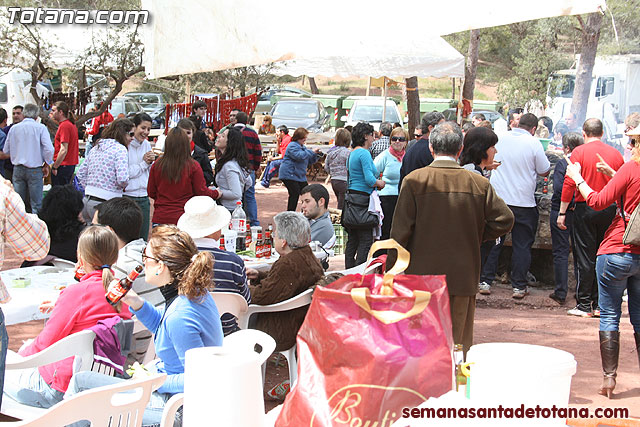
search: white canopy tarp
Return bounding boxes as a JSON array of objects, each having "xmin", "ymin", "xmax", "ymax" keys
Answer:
[{"xmin": 141, "ymin": 0, "xmax": 605, "ymax": 79}]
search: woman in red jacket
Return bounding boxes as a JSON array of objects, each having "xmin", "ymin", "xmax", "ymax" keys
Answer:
[
  {"xmin": 148, "ymin": 128, "xmax": 220, "ymax": 225},
  {"xmin": 4, "ymin": 226, "xmax": 132, "ymax": 408},
  {"xmin": 565, "ymin": 128, "xmax": 640, "ymax": 399}
]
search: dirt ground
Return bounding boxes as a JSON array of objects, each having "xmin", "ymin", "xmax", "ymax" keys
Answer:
[{"xmin": 3, "ymin": 179, "xmax": 639, "ymax": 420}]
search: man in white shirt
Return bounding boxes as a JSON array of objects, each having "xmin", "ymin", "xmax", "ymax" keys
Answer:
[
  {"xmin": 0, "ymin": 104, "xmax": 54, "ymax": 214},
  {"xmin": 479, "ymin": 113, "xmax": 550, "ymax": 299}
]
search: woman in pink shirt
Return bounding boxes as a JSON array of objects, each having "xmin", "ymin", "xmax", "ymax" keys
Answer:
[
  {"xmin": 4, "ymin": 226, "xmax": 132, "ymax": 408},
  {"xmin": 565, "ymin": 129, "xmax": 640, "ymax": 399}
]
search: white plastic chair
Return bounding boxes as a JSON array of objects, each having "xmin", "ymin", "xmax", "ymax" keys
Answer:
[
  {"xmin": 50, "ymin": 258, "xmax": 76, "ymax": 269},
  {"xmin": 5, "ymin": 374, "xmax": 167, "ymax": 427},
  {"xmin": 159, "ymin": 393, "xmax": 184, "ymax": 427},
  {"xmin": 209, "ymin": 291, "xmax": 249, "ymax": 320},
  {"xmin": 2, "ymin": 330, "xmax": 96, "ymax": 421},
  {"xmin": 237, "ymin": 288, "xmax": 314, "ymax": 385},
  {"xmin": 333, "ymin": 259, "xmax": 384, "ymax": 276},
  {"xmin": 133, "ymin": 318, "xmax": 157, "ymax": 365}
]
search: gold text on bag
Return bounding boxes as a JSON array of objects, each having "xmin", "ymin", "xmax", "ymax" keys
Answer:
[{"xmin": 310, "ymin": 384, "xmax": 427, "ymax": 427}]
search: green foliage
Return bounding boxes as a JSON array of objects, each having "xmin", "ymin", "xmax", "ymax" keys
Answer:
[
  {"xmin": 497, "ymin": 18, "xmax": 573, "ymax": 107},
  {"xmin": 599, "ymin": 0, "xmax": 640, "ymax": 54},
  {"xmin": 446, "ymin": 17, "xmax": 580, "ymax": 107}
]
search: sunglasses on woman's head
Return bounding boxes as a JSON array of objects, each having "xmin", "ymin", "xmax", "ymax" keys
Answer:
[{"xmin": 391, "ymin": 136, "xmax": 406, "ymax": 142}]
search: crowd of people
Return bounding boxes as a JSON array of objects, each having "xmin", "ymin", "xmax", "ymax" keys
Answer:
[
  {"xmin": 0, "ymin": 101, "xmax": 330, "ymax": 423},
  {"xmin": 0, "ymin": 95, "xmax": 638, "ymax": 424}
]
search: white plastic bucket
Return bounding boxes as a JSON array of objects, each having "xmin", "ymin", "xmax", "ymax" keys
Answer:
[{"xmin": 466, "ymin": 343, "xmax": 577, "ymax": 408}]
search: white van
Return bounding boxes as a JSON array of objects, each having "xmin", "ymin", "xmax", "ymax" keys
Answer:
[
  {"xmin": 341, "ymin": 97, "xmax": 404, "ymax": 131},
  {"xmin": 0, "ymin": 69, "xmax": 49, "ymax": 119}
]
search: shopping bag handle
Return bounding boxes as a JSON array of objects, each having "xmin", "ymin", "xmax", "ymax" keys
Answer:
[
  {"xmin": 366, "ymin": 239, "xmax": 410, "ymax": 295},
  {"xmin": 350, "ymin": 288, "xmax": 431, "ymax": 324}
]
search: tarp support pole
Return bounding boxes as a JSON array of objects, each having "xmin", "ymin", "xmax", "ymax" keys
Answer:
[{"xmin": 382, "ymin": 76, "xmax": 387, "ymax": 123}]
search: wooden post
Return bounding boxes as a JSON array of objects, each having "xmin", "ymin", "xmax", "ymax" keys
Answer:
[{"xmin": 382, "ymin": 77, "xmax": 388, "ymax": 123}]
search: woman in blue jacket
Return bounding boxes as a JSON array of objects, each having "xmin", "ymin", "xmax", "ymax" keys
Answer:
[
  {"xmin": 65, "ymin": 225, "xmax": 223, "ymax": 427},
  {"xmin": 279, "ymin": 127, "xmax": 319, "ymax": 211}
]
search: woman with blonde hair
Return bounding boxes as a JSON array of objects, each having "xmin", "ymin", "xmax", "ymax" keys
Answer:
[
  {"xmin": 374, "ymin": 127, "xmax": 408, "ymax": 241},
  {"xmin": 5, "ymin": 226, "xmax": 132, "ymax": 408},
  {"xmin": 564, "ymin": 126, "xmax": 640, "ymax": 399},
  {"xmin": 259, "ymin": 114, "xmax": 276, "ymax": 135},
  {"xmin": 66, "ymin": 225, "xmax": 223, "ymax": 426},
  {"xmin": 148, "ymin": 128, "xmax": 220, "ymax": 225}
]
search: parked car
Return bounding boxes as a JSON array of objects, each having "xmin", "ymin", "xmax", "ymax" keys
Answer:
[
  {"xmin": 84, "ymin": 97, "xmax": 145, "ymax": 126},
  {"xmin": 254, "ymin": 86, "xmax": 312, "ymax": 114},
  {"xmin": 269, "ymin": 98, "xmax": 330, "ymax": 133},
  {"xmin": 341, "ymin": 98, "xmax": 404, "ymax": 131},
  {"xmin": 123, "ymin": 92, "xmax": 168, "ymax": 120},
  {"xmin": 442, "ymin": 109, "xmax": 505, "ymax": 127}
]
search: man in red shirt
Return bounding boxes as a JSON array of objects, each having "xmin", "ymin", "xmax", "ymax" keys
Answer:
[
  {"xmin": 558, "ymin": 118, "xmax": 624, "ymax": 317},
  {"xmin": 50, "ymin": 101, "xmax": 79, "ymax": 186},
  {"xmin": 86, "ymin": 101, "xmax": 114, "ymax": 142}
]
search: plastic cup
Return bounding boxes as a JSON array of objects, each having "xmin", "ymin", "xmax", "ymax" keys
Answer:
[
  {"xmin": 223, "ymin": 230, "xmax": 237, "ymax": 253},
  {"xmin": 250, "ymin": 226, "xmax": 262, "ymax": 242}
]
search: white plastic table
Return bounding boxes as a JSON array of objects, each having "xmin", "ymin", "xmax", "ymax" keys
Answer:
[{"xmin": 0, "ymin": 266, "xmax": 75, "ymax": 325}]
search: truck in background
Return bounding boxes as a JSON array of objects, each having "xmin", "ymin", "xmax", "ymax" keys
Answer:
[
  {"xmin": 0, "ymin": 69, "xmax": 50, "ymax": 121},
  {"xmin": 546, "ymin": 54, "xmax": 640, "ymax": 151}
]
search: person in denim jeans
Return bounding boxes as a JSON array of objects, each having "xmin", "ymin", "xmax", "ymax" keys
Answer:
[
  {"xmin": 564, "ymin": 126, "xmax": 640, "ymax": 399},
  {"xmin": 1, "ymin": 104, "xmax": 55, "ymax": 214}
]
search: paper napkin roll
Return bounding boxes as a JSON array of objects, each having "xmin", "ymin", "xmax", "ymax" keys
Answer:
[{"xmin": 184, "ymin": 346, "xmax": 265, "ymax": 427}]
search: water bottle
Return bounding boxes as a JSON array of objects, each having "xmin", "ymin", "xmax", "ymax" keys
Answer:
[{"xmin": 231, "ymin": 201, "xmax": 246, "ymax": 232}]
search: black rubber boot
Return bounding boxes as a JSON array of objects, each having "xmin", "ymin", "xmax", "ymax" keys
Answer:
[
  {"xmin": 598, "ymin": 330, "xmax": 620, "ymax": 399},
  {"xmin": 634, "ymin": 332, "xmax": 640, "ymax": 369}
]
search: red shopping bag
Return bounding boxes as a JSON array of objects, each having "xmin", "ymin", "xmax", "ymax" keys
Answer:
[{"xmin": 276, "ymin": 239, "xmax": 454, "ymax": 427}]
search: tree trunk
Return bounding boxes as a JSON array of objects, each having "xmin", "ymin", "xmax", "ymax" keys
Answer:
[
  {"xmin": 571, "ymin": 12, "xmax": 603, "ymax": 126},
  {"xmin": 405, "ymin": 76, "xmax": 420, "ymax": 135},
  {"xmin": 461, "ymin": 29, "xmax": 480, "ymax": 119},
  {"xmin": 308, "ymin": 76, "xmax": 319, "ymax": 94}
]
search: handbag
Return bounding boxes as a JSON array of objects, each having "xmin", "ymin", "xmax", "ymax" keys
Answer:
[
  {"xmin": 620, "ymin": 196, "xmax": 640, "ymax": 246},
  {"xmin": 340, "ymin": 155, "xmax": 379, "ymax": 229},
  {"xmin": 341, "ymin": 190, "xmax": 378, "ymax": 229},
  {"xmin": 275, "ymin": 239, "xmax": 454, "ymax": 426}
]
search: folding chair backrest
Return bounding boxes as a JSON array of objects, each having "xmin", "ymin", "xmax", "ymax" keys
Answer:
[
  {"xmin": 13, "ymin": 374, "xmax": 167, "ymax": 427},
  {"xmin": 6, "ymin": 330, "xmax": 96, "ymax": 374},
  {"xmin": 238, "ymin": 288, "xmax": 314, "ymax": 329},
  {"xmin": 209, "ymin": 291, "xmax": 249, "ymax": 319}
]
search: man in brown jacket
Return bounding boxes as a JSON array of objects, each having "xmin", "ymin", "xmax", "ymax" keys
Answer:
[{"xmin": 390, "ymin": 122, "xmax": 514, "ymax": 353}]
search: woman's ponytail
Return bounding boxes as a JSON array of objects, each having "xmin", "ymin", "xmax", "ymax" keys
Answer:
[{"xmin": 180, "ymin": 251, "xmax": 214, "ymax": 300}]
